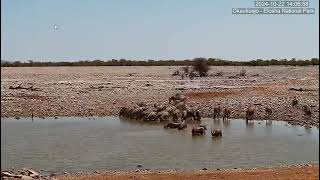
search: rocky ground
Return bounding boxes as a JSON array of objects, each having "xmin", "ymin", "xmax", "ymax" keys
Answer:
[
  {"xmin": 1, "ymin": 168, "xmax": 49, "ymax": 180},
  {"xmin": 1, "ymin": 66, "xmax": 319, "ymax": 127}
]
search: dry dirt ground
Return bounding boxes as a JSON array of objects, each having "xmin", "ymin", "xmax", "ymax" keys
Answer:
[
  {"xmin": 57, "ymin": 165, "xmax": 319, "ymax": 180},
  {"xmin": 1, "ymin": 66, "xmax": 319, "ymax": 126}
]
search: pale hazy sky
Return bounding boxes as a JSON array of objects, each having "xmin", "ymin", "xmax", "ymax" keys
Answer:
[{"xmin": 1, "ymin": 0, "xmax": 319, "ymax": 61}]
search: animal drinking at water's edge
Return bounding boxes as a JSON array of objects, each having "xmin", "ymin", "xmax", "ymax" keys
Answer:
[
  {"xmin": 164, "ymin": 120, "xmax": 188, "ymax": 130},
  {"xmin": 164, "ymin": 122, "xmax": 181, "ymax": 129},
  {"xmin": 211, "ymin": 128, "xmax": 222, "ymax": 137},
  {"xmin": 146, "ymin": 111, "xmax": 157, "ymax": 121},
  {"xmin": 245, "ymin": 106, "xmax": 255, "ymax": 122},
  {"xmin": 265, "ymin": 107, "xmax": 272, "ymax": 118},
  {"xmin": 178, "ymin": 120, "xmax": 187, "ymax": 130},
  {"xmin": 199, "ymin": 124, "xmax": 207, "ymax": 130},
  {"xmin": 192, "ymin": 126, "xmax": 206, "ymax": 135},
  {"xmin": 195, "ymin": 110, "xmax": 201, "ymax": 121},
  {"xmin": 213, "ymin": 106, "xmax": 222, "ymax": 120},
  {"xmin": 222, "ymin": 107, "xmax": 231, "ymax": 121}
]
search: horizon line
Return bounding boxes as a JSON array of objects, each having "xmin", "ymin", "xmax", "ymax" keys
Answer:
[{"xmin": 1, "ymin": 57, "xmax": 319, "ymax": 63}]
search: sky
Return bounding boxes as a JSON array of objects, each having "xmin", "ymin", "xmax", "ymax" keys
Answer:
[{"xmin": 1, "ymin": 0, "xmax": 319, "ymax": 61}]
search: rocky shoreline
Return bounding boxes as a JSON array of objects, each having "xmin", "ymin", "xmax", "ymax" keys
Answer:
[
  {"xmin": 2, "ymin": 164, "xmax": 318, "ymax": 180},
  {"xmin": 1, "ymin": 168, "xmax": 48, "ymax": 180}
]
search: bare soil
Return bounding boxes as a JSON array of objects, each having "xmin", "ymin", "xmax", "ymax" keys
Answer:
[
  {"xmin": 1, "ymin": 66, "xmax": 319, "ymax": 127},
  {"xmin": 57, "ymin": 165, "xmax": 319, "ymax": 180}
]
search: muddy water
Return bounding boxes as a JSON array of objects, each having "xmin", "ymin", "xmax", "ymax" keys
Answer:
[{"xmin": 1, "ymin": 117, "xmax": 318, "ymax": 174}]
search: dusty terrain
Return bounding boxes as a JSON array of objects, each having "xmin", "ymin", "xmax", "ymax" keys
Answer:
[
  {"xmin": 1, "ymin": 66, "xmax": 318, "ymax": 126},
  {"xmin": 57, "ymin": 165, "xmax": 319, "ymax": 180}
]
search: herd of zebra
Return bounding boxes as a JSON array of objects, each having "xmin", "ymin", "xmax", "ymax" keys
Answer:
[
  {"xmin": 119, "ymin": 93, "xmax": 314, "ymax": 135},
  {"xmin": 119, "ymin": 93, "xmax": 201, "ymax": 122}
]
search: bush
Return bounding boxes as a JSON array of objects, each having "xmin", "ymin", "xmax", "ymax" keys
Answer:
[
  {"xmin": 192, "ymin": 58, "xmax": 210, "ymax": 77},
  {"xmin": 172, "ymin": 70, "xmax": 180, "ymax": 76},
  {"xmin": 182, "ymin": 66, "xmax": 190, "ymax": 76},
  {"xmin": 188, "ymin": 71, "xmax": 197, "ymax": 80}
]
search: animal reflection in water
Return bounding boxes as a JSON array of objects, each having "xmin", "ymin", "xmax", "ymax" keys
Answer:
[
  {"xmin": 266, "ymin": 120, "xmax": 273, "ymax": 126},
  {"xmin": 223, "ymin": 119, "xmax": 230, "ymax": 128},
  {"xmin": 213, "ymin": 119, "xmax": 221, "ymax": 126},
  {"xmin": 246, "ymin": 120, "xmax": 254, "ymax": 127}
]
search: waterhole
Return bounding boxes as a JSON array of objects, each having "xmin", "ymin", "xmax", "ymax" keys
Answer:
[{"xmin": 1, "ymin": 117, "xmax": 318, "ymax": 174}]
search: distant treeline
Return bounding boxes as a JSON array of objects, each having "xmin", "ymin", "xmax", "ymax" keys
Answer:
[{"xmin": 1, "ymin": 58, "xmax": 319, "ymax": 67}]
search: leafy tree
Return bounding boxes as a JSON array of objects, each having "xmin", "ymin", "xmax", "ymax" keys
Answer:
[{"xmin": 192, "ymin": 58, "xmax": 210, "ymax": 77}]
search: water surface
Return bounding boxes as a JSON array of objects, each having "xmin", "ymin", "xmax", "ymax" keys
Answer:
[{"xmin": 1, "ymin": 117, "xmax": 318, "ymax": 174}]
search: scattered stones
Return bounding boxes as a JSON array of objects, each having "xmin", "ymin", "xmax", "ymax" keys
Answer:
[
  {"xmin": 1, "ymin": 168, "xmax": 45, "ymax": 180},
  {"xmin": 2, "ymin": 164, "xmax": 316, "ymax": 179},
  {"xmin": 27, "ymin": 169, "xmax": 40, "ymax": 177},
  {"xmin": 2, "ymin": 171, "xmax": 22, "ymax": 178},
  {"xmin": 1, "ymin": 67, "xmax": 318, "ymax": 128},
  {"xmin": 21, "ymin": 175, "xmax": 33, "ymax": 180}
]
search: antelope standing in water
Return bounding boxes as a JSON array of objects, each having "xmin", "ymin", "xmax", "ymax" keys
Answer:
[
  {"xmin": 222, "ymin": 107, "xmax": 231, "ymax": 121},
  {"xmin": 246, "ymin": 106, "xmax": 255, "ymax": 123},
  {"xmin": 213, "ymin": 106, "xmax": 222, "ymax": 120}
]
